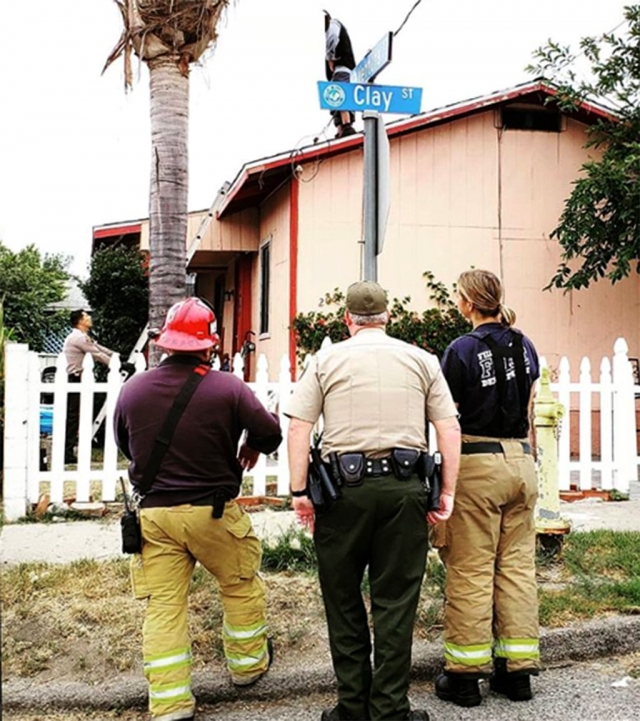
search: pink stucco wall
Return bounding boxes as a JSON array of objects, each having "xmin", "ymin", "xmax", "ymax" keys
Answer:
[
  {"xmin": 293, "ymin": 110, "xmax": 639, "ymax": 372},
  {"xmin": 252, "ymin": 185, "xmax": 291, "ymax": 374}
]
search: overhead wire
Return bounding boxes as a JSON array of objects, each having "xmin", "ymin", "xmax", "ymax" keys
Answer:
[
  {"xmin": 534, "ymin": 17, "xmax": 631, "ymax": 111},
  {"xmin": 287, "ymin": 0, "xmax": 427, "ymax": 186},
  {"xmin": 393, "ymin": 0, "xmax": 424, "ymax": 37},
  {"xmin": 288, "ymin": 120, "xmax": 336, "ymax": 183},
  {"xmin": 544, "ymin": 18, "xmax": 629, "ymax": 72}
]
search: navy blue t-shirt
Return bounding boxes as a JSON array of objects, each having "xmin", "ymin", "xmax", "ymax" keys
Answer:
[{"xmin": 441, "ymin": 323, "xmax": 539, "ymax": 437}]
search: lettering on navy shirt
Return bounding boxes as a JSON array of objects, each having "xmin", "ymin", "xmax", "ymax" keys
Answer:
[
  {"xmin": 478, "ymin": 347, "xmax": 531, "ymax": 387},
  {"xmin": 441, "ymin": 324, "xmax": 539, "ymax": 436}
]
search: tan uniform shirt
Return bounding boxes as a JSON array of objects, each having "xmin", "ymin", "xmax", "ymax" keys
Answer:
[
  {"xmin": 63, "ymin": 328, "xmax": 113, "ymax": 376},
  {"xmin": 285, "ymin": 328, "xmax": 457, "ymax": 459}
]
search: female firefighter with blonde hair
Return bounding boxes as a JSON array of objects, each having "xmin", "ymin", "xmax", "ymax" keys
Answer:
[{"xmin": 435, "ymin": 269, "xmax": 541, "ymax": 708}]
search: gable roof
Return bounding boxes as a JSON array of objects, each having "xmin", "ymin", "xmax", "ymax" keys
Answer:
[{"xmin": 217, "ymin": 78, "xmax": 615, "ymax": 218}]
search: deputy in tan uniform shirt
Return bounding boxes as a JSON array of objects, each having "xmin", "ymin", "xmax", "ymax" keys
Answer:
[{"xmin": 286, "ymin": 281, "xmax": 461, "ymax": 721}]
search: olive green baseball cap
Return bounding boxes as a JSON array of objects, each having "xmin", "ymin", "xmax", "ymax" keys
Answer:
[{"xmin": 345, "ymin": 281, "xmax": 389, "ymax": 315}]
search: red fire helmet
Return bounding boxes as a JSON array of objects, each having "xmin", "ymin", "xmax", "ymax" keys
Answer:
[{"xmin": 155, "ymin": 298, "xmax": 220, "ymax": 352}]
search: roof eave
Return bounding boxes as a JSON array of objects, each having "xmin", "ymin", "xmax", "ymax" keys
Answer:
[{"xmin": 217, "ymin": 79, "xmax": 617, "ymax": 219}]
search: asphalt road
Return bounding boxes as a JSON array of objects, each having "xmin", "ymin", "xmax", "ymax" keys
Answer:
[
  {"xmin": 194, "ymin": 657, "xmax": 640, "ymax": 721},
  {"xmin": 4, "ymin": 656, "xmax": 639, "ymax": 721}
]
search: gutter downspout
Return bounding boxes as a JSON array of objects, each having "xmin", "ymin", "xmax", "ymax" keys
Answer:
[{"xmin": 497, "ymin": 124, "xmax": 505, "ymax": 283}]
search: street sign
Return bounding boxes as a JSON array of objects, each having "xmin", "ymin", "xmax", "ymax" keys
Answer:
[
  {"xmin": 362, "ymin": 112, "xmax": 390, "ymax": 281},
  {"xmin": 318, "ymin": 81, "xmax": 422, "ymax": 115},
  {"xmin": 373, "ymin": 113, "xmax": 390, "ymax": 255},
  {"xmin": 351, "ymin": 31, "xmax": 393, "ymax": 84}
]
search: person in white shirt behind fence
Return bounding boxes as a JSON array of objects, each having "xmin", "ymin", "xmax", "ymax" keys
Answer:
[{"xmin": 62, "ymin": 308, "xmax": 114, "ymax": 464}]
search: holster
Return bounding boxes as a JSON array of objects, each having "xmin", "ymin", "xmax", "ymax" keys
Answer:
[
  {"xmin": 337, "ymin": 453, "xmax": 365, "ymax": 486},
  {"xmin": 307, "ymin": 443, "xmax": 340, "ymax": 508},
  {"xmin": 418, "ymin": 452, "xmax": 442, "ymax": 512},
  {"xmin": 307, "ymin": 468, "xmax": 325, "ymax": 508}
]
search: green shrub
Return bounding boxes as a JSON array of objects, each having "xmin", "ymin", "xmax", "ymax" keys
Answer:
[{"xmin": 290, "ymin": 271, "xmax": 471, "ymax": 364}]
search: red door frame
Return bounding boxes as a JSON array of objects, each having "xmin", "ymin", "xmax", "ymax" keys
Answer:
[{"xmin": 234, "ymin": 254, "xmax": 254, "ymax": 379}]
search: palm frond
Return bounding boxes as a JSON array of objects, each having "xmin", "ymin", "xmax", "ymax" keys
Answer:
[{"xmin": 104, "ymin": 0, "xmax": 231, "ymax": 86}]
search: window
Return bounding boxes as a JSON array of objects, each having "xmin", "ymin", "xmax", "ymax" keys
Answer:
[
  {"xmin": 501, "ymin": 107, "xmax": 562, "ymax": 132},
  {"xmin": 260, "ymin": 241, "xmax": 271, "ymax": 335}
]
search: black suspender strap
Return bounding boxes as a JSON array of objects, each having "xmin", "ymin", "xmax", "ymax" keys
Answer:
[
  {"xmin": 510, "ymin": 332, "xmax": 528, "ymax": 412},
  {"xmin": 473, "ymin": 329, "xmax": 528, "ymax": 437},
  {"xmin": 138, "ymin": 363, "xmax": 210, "ymax": 496}
]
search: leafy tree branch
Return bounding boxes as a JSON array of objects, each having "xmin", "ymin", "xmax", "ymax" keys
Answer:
[{"xmin": 527, "ymin": 4, "xmax": 640, "ymax": 289}]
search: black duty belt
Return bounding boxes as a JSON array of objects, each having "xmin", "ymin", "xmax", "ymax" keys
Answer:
[
  {"xmin": 190, "ymin": 495, "xmax": 218, "ymax": 506},
  {"xmin": 325, "ymin": 448, "xmax": 424, "ymax": 486},
  {"xmin": 462, "ymin": 441, "xmax": 531, "ymax": 455},
  {"xmin": 192, "ymin": 491, "xmax": 229, "ymax": 518},
  {"xmin": 327, "ymin": 448, "xmax": 426, "ymax": 486},
  {"xmin": 142, "ymin": 491, "xmax": 229, "ymax": 519},
  {"xmin": 363, "ymin": 456, "xmax": 394, "ymax": 477}
]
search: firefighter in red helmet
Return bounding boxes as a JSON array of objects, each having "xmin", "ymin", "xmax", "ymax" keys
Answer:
[{"xmin": 114, "ymin": 297, "xmax": 282, "ymax": 721}]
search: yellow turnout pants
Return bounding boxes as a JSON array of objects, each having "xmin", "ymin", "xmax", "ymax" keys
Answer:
[
  {"xmin": 130, "ymin": 500, "xmax": 269, "ymax": 720},
  {"xmin": 436, "ymin": 436, "xmax": 540, "ymax": 676}
]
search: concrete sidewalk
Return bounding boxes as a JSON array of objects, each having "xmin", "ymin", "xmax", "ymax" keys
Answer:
[
  {"xmin": 2, "ymin": 485, "xmax": 640, "ymax": 566},
  {"xmin": 0, "ymin": 507, "xmax": 299, "ymax": 566}
]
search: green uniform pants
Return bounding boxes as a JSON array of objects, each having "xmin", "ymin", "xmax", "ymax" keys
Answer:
[
  {"xmin": 130, "ymin": 501, "xmax": 269, "ymax": 721},
  {"xmin": 314, "ymin": 474, "xmax": 429, "ymax": 721},
  {"xmin": 437, "ymin": 436, "xmax": 540, "ymax": 676}
]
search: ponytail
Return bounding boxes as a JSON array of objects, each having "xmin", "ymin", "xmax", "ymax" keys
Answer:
[{"xmin": 500, "ymin": 305, "xmax": 516, "ymax": 327}]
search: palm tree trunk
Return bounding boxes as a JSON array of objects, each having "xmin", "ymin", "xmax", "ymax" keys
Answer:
[{"xmin": 148, "ymin": 55, "xmax": 189, "ymax": 364}]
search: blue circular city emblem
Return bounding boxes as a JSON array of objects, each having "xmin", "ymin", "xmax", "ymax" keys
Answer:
[{"xmin": 323, "ymin": 83, "xmax": 346, "ymax": 109}]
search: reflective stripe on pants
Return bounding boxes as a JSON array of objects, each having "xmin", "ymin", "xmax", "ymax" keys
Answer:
[
  {"xmin": 494, "ymin": 637, "xmax": 540, "ymax": 661},
  {"xmin": 444, "ymin": 641, "xmax": 493, "ymax": 667},
  {"xmin": 223, "ymin": 618, "xmax": 269, "ymax": 680},
  {"xmin": 131, "ymin": 501, "xmax": 268, "ymax": 718}
]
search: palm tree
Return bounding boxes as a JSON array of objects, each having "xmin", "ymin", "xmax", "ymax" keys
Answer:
[{"xmin": 104, "ymin": 1, "xmax": 230, "ymax": 363}]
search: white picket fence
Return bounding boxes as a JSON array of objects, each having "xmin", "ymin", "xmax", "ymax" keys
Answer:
[
  {"xmin": 542, "ymin": 338, "xmax": 639, "ymax": 493},
  {"xmin": 3, "ymin": 338, "xmax": 639, "ymax": 522},
  {"xmin": 2, "ymin": 344, "xmax": 295, "ymax": 522}
]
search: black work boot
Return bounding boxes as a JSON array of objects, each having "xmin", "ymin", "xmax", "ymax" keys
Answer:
[
  {"xmin": 435, "ymin": 672, "xmax": 482, "ymax": 707},
  {"xmin": 490, "ymin": 659, "xmax": 533, "ymax": 701},
  {"xmin": 336, "ymin": 123, "xmax": 356, "ymax": 139}
]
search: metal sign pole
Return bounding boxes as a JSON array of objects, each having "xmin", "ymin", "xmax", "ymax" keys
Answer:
[{"xmin": 363, "ymin": 112, "xmax": 379, "ymax": 282}]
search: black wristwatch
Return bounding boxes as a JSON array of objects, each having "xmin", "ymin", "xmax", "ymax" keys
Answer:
[{"xmin": 291, "ymin": 489, "xmax": 308, "ymax": 498}]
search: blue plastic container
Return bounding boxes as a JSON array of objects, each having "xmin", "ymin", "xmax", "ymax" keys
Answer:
[{"xmin": 40, "ymin": 404, "xmax": 54, "ymax": 435}]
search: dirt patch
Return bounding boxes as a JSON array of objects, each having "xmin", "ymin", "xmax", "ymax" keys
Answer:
[
  {"xmin": 0, "ymin": 561, "xmax": 330, "ymax": 686},
  {"xmin": 1, "ymin": 554, "xmax": 448, "ymax": 688}
]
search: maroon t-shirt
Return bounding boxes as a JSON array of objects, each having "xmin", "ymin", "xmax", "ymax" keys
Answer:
[{"xmin": 114, "ymin": 354, "xmax": 282, "ymax": 506}]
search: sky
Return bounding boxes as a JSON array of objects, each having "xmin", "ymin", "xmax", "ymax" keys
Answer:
[{"xmin": 0, "ymin": 0, "xmax": 631, "ymax": 277}]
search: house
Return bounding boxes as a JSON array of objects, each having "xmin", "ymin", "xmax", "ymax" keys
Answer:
[{"xmin": 93, "ymin": 79, "xmax": 640, "ymax": 380}]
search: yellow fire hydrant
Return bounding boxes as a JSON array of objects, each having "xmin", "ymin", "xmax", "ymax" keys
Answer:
[{"xmin": 534, "ymin": 366, "xmax": 571, "ymax": 553}]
